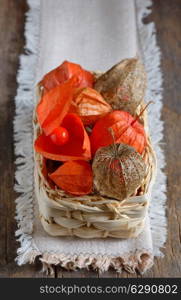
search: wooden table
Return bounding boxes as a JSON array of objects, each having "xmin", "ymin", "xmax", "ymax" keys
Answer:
[{"xmin": 0, "ymin": 0, "xmax": 180, "ymax": 278}]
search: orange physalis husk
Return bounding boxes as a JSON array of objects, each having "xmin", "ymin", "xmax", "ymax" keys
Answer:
[
  {"xmin": 49, "ymin": 160, "xmax": 93, "ymax": 196},
  {"xmin": 36, "ymin": 76, "xmax": 78, "ymax": 136},
  {"xmin": 41, "ymin": 158, "xmax": 60, "ymax": 189},
  {"xmin": 90, "ymin": 109, "xmax": 147, "ymax": 155},
  {"xmin": 71, "ymin": 87, "xmax": 112, "ymax": 125},
  {"xmin": 39, "ymin": 60, "xmax": 94, "ymax": 93},
  {"xmin": 34, "ymin": 113, "xmax": 91, "ymax": 161}
]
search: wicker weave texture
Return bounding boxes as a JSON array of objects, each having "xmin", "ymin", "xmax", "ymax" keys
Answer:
[{"xmin": 33, "ymin": 75, "xmax": 156, "ymax": 239}]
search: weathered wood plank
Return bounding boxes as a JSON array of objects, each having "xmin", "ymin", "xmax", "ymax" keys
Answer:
[
  {"xmin": 0, "ymin": 0, "xmax": 27, "ymax": 266},
  {"xmin": 0, "ymin": 262, "xmax": 52, "ymax": 278},
  {"xmin": 58, "ymin": 268, "xmax": 99, "ymax": 278},
  {"xmin": 140, "ymin": 0, "xmax": 181, "ymax": 278}
]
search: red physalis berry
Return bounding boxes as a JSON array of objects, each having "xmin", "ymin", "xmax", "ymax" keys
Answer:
[{"xmin": 49, "ymin": 126, "xmax": 69, "ymax": 146}]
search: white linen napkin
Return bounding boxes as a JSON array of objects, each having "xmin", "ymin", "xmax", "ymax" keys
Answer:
[{"xmin": 15, "ymin": 0, "xmax": 167, "ymax": 274}]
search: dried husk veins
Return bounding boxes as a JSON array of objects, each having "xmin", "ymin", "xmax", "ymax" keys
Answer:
[
  {"xmin": 94, "ymin": 58, "xmax": 147, "ymax": 115},
  {"xmin": 93, "ymin": 143, "xmax": 146, "ymax": 201},
  {"xmin": 72, "ymin": 87, "xmax": 112, "ymax": 125}
]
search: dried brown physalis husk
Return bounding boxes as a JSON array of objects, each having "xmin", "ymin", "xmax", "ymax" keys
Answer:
[
  {"xmin": 92, "ymin": 143, "xmax": 146, "ymax": 201},
  {"xmin": 94, "ymin": 58, "xmax": 147, "ymax": 115}
]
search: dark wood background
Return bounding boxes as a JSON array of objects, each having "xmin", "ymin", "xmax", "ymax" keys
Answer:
[{"xmin": 0, "ymin": 0, "xmax": 180, "ymax": 278}]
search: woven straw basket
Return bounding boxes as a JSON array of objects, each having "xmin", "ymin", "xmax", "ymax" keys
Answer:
[{"xmin": 33, "ymin": 72, "xmax": 157, "ymax": 239}]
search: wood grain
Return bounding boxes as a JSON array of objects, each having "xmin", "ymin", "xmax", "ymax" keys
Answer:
[
  {"xmin": 0, "ymin": 0, "xmax": 180, "ymax": 278},
  {"xmin": 0, "ymin": 0, "xmax": 26, "ymax": 268}
]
